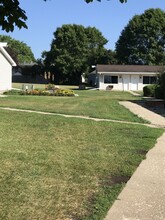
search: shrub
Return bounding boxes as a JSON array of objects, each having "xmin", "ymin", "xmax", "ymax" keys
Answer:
[
  {"xmin": 45, "ymin": 84, "xmax": 56, "ymax": 90},
  {"xmin": 155, "ymin": 85, "xmax": 164, "ymax": 99},
  {"xmin": 156, "ymin": 70, "xmax": 165, "ymax": 99},
  {"xmin": 3, "ymin": 90, "xmax": 20, "ymax": 95},
  {"xmin": 54, "ymin": 89, "xmax": 75, "ymax": 96},
  {"xmin": 143, "ymin": 84, "xmax": 157, "ymax": 97}
]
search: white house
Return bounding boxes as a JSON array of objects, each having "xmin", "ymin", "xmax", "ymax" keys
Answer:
[
  {"xmin": 88, "ymin": 64, "xmax": 162, "ymax": 91},
  {"xmin": 0, "ymin": 42, "xmax": 16, "ymax": 91}
]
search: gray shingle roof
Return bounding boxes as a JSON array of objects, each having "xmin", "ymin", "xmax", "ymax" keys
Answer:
[{"xmin": 96, "ymin": 65, "xmax": 163, "ymax": 73}]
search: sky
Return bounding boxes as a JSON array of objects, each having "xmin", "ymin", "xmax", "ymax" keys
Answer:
[{"xmin": 0, "ymin": 0, "xmax": 165, "ymax": 59}]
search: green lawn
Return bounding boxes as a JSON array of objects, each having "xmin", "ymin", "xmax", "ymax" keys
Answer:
[
  {"xmin": 0, "ymin": 87, "xmax": 163, "ymax": 219},
  {"xmin": 12, "ymin": 82, "xmax": 79, "ymax": 90},
  {"xmin": 1, "ymin": 88, "xmax": 146, "ymax": 123}
]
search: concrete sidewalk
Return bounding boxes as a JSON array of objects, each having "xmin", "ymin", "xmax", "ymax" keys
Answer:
[
  {"xmin": 120, "ymin": 101, "xmax": 165, "ymax": 128},
  {"xmin": 105, "ymin": 101, "xmax": 165, "ymax": 220}
]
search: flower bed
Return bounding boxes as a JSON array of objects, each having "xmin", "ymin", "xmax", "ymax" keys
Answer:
[
  {"xmin": 4, "ymin": 88, "xmax": 75, "ymax": 97},
  {"xmin": 21, "ymin": 89, "xmax": 75, "ymax": 96}
]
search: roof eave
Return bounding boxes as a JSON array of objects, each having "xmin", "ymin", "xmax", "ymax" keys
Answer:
[
  {"xmin": 0, "ymin": 45, "xmax": 17, "ymax": 66},
  {"xmin": 97, "ymin": 71, "xmax": 158, "ymax": 75}
]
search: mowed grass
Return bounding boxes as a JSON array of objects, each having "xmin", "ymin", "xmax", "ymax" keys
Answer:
[
  {"xmin": 0, "ymin": 110, "xmax": 163, "ymax": 220},
  {"xmin": 12, "ymin": 82, "xmax": 77, "ymax": 90},
  {"xmin": 1, "ymin": 88, "xmax": 146, "ymax": 123}
]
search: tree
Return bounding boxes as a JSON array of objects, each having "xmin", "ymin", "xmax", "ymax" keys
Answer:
[
  {"xmin": 98, "ymin": 49, "xmax": 118, "ymax": 64},
  {"xmin": 43, "ymin": 24, "xmax": 107, "ymax": 84},
  {"xmin": 0, "ymin": 0, "xmax": 27, "ymax": 32},
  {"xmin": 0, "ymin": 35, "xmax": 35, "ymax": 64},
  {"xmin": 116, "ymin": 8, "xmax": 165, "ymax": 65},
  {"xmin": 0, "ymin": 0, "xmax": 126, "ymax": 32}
]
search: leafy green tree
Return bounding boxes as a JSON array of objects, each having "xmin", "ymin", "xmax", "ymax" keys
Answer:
[
  {"xmin": 0, "ymin": 0, "xmax": 126, "ymax": 32},
  {"xmin": 99, "ymin": 49, "xmax": 118, "ymax": 64},
  {"xmin": 0, "ymin": 35, "xmax": 35, "ymax": 64},
  {"xmin": 0, "ymin": 0, "xmax": 27, "ymax": 32},
  {"xmin": 43, "ymin": 24, "xmax": 107, "ymax": 84},
  {"xmin": 116, "ymin": 8, "xmax": 165, "ymax": 65}
]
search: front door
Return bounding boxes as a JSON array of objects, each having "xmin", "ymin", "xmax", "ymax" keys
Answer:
[
  {"xmin": 123, "ymin": 75, "xmax": 130, "ymax": 91},
  {"xmin": 130, "ymin": 75, "xmax": 139, "ymax": 91}
]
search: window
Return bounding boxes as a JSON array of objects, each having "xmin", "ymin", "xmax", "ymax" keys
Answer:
[
  {"xmin": 104, "ymin": 75, "xmax": 118, "ymax": 84},
  {"xmin": 143, "ymin": 76, "xmax": 157, "ymax": 84}
]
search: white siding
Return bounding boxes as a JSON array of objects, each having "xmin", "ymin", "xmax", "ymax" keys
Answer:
[
  {"xmin": 0, "ymin": 51, "xmax": 12, "ymax": 91},
  {"xmin": 98, "ymin": 73, "xmax": 156, "ymax": 91}
]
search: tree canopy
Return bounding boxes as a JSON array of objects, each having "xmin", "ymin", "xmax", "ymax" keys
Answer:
[
  {"xmin": 0, "ymin": 35, "xmax": 35, "ymax": 64},
  {"xmin": 116, "ymin": 8, "xmax": 165, "ymax": 65},
  {"xmin": 0, "ymin": 0, "xmax": 126, "ymax": 32},
  {"xmin": 43, "ymin": 24, "xmax": 108, "ymax": 84}
]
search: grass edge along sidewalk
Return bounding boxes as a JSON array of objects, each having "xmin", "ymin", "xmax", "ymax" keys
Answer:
[{"xmin": 0, "ymin": 106, "xmax": 156, "ymax": 128}]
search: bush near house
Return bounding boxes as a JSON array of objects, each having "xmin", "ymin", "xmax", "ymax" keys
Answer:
[
  {"xmin": 155, "ymin": 85, "xmax": 164, "ymax": 99},
  {"xmin": 143, "ymin": 71, "xmax": 165, "ymax": 99},
  {"xmin": 143, "ymin": 84, "xmax": 157, "ymax": 97},
  {"xmin": 143, "ymin": 84, "xmax": 164, "ymax": 99},
  {"xmin": 156, "ymin": 71, "xmax": 165, "ymax": 99}
]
